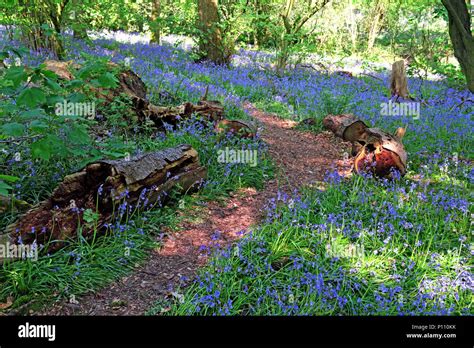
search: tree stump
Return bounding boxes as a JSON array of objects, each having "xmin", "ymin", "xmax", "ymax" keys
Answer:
[
  {"xmin": 390, "ymin": 60, "xmax": 410, "ymax": 99},
  {"xmin": 4, "ymin": 144, "xmax": 207, "ymax": 254}
]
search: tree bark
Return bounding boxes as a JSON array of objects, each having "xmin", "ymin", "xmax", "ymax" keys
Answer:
[
  {"xmin": 367, "ymin": 0, "xmax": 386, "ymax": 51},
  {"xmin": 4, "ymin": 144, "xmax": 207, "ymax": 254},
  {"xmin": 197, "ymin": 0, "xmax": 227, "ymax": 64},
  {"xmin": 132, "ymin": 97, "xmax": 224, "ymax": 130},
  {"xmin": 150, "ymin": 0, "xmax": 161, "ymax": 44},
  {"xmin": 390, "ymin": 60, "xmax": 410, "ymax": 99},
  {"xmin": 322, "ymin": 113, "xmax": 368, "ymax": 142},
  {"xmin": 442, "ymin": 0, "xmax": 474, "ymax": 92}
]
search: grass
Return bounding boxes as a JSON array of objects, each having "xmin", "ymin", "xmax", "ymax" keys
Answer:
[{"xmin": 155, "ymin": 168, "xmax": 472, "ymax": 316}]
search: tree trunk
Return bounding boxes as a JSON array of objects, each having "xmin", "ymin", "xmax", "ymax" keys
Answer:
[
  {"xmin": 3, "ymin": 145, "xmax": 207, "ymax": 255},
  {"xmin": 71, "ymin": 0, "xmax": 88, "ymax": 39},
  {"xmin": 348, "ymin": 0, "xmax": 358, "ymax": 52},
  {"xmin": 367, "ymin": 0, "xmax": 385, "ymax": 51},
  {"xmin": 323, "ymin": 114, "xmax": 407, "ymax": 178},
  {"xmin": 197, "ymin": 0, "xmax": 226, "ymax": 64},
  {"xmin": 442, "ymin": 0, "xmax": 474, "ymax": 92},
  {"xmin": 150, "ymin": 0, "xmax": 161, "ymax": 44}
]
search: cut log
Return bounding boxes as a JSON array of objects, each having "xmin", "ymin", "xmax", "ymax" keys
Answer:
[
  {"xmin": 353, "ymin": 127, "xmax": 407, "ymax": 177},
  {"xmin": 323, "ymin": 114, "xmax": 407, "ymax": 178},
  {"xmin": 322, "ymin": 114, "xmax": 368, "ymax": 142},
  {"xmin": 4, "ymin": 144, "xmax": 207, "ymax": 254},
  {"xmin": 215, "ymin": 119, "xmax": 257, "ymax": 138},
  {"xmin": 390, "ymin": 60, "xmax": 410, "ymax": 99}
]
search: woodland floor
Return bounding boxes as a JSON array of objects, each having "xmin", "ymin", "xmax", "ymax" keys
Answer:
[{"xmin": 37, "ymin": 103, "xmax": 353, "ymax": 315}]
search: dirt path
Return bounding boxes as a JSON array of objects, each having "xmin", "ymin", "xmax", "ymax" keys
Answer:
[{"xmin": 37, "ymin": 104, "xmax": 352, "ymax": 315}]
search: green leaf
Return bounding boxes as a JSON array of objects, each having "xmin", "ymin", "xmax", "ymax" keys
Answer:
[
  {"xmin": 67, "ymin": 92, "xmax": 87, "ymax": 103},
  {"xmin": 31, "ymin": 136, "xmax": 53, "ymax": 160},
  {"xmin": 1, "ymin": 122, "xmax": 25, "ymax": 137},
  {"xmin": 40, "ymin": 68, "xmax": 60, "ymax": 80},
  {"xmin": 17, "ymin": 87, "xmax": 46, "ymax": 108},
  {"xmin": 4, "ymin": 66, "xmax": 27, "ymax": 87},
  {"xmin": 65, "ymin": 79, "xmax": 83, "ymax": 89},
  {"xmin": 67, "ymin": 124, "xmax": 90, "ymax": 145},
  {"xmin": 19, "ymin": 108, "xmax": 48, "ymax": 120},
  {"xmin": 0, "ymin": 174, "xmax": 20, "ymax": 183},
  {"xmin": 44, "ymin": 77, "xmax": 62, "ymax": 92},
  {"xmin": 0, "ymin": 181, "xmax": 13, "ymax": 196},
  {"xmin": 97, "ymin": 72, "xmax": 119, "ymax": 88},
  {"xmin": 29, "ymin": 120, "xmax": 49, "ymax": 132}
]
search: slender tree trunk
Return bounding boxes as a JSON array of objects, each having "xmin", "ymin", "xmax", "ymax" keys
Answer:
[
  {"xmin": 348, "ymin": 0, "xmax": 358, "ymax": 52},
  {"xmin": 442, "ymin": 0, "xmax": 474, "ymax": 92},
  {"xmin": 150, "ymin": 0, "xmax": 161, "ymax": 44},
  {"xmin": 197, "ymin": 0, "xmax": 226, "ymax": 64},
  {"xmin": 367, "ymin": 0, "xmax": 385, "ymax": 51}
]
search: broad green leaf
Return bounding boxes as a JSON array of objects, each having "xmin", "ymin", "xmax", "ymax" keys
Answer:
[
  {"xmin": 1, "ymin": 122, "xmax": 25, "ymax": 136},
  {"xmin": 65, "ymin": 79, "xmax": 83, "ymax": 89},
  {"xmin": 96, "ymin": 72, "xmax": 119, "ymax": 88},
  {"xmin": 67, "ymin": 124, "xmax": 90, "ymax": 145},
  {"xmin": 4, "ymin": 66, "xmax": 27, "ymax": 87},
  {"xmin": 67, "ymin": 92, "xmax": 87, "ymax": 103},
  {"xmin": 29, "ymin": 120, "xmax": 49, "ymax": 132},
  {"xmin": 17, "ymin": 87, "xmax": 46, "ymax": 108},
  {"xmin": 31, "ymin": 136, "xmax": 53, "ymax": 160},
  {"xmin": 19, "ymin": 108, "xmax": 48, "ymax": 120},
  {"xmin": 44, "ymin": 77, "xmax": 62, "ymax": 92}
]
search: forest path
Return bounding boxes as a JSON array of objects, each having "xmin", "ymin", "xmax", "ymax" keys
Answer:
[{"xmin": 37, "ymin": 104, "xmax": 351, "ymax": 315}]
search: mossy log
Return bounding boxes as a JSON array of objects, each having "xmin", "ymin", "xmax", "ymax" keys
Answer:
[{"xmin": 4, "ymin": 144, "xmax": 206, "ymax": 254}]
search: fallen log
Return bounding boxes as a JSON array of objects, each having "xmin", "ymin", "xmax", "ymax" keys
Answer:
[
  {"xmin": 132, "ymin": 97, "xmax": 224, "ymax": 130},
  {"xmin": 322, "ymin": 113, "xmax": 368, "ymax": 142},
  {"xmin": 215, "ymin": 119, "xmax": 257, "ymax": 138},
  {"xmin": 43, "ymin": 60, "xmax": 223, "ymax": 129},
  {"xmin": 4, "ymin": 144, "xmax": 207, "ymax": 254},
  {"xmin": 323, "ymin": 114, "xmax": 407, "ymax": 178}
]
